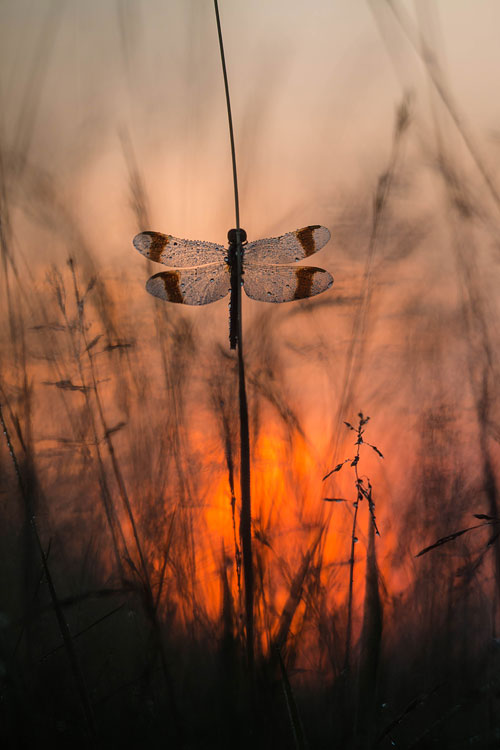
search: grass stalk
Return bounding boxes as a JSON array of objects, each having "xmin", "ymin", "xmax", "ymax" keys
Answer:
[
  {"xmin": 276, "ymin": 645, "xmax": 308, "ymax": 750},
  {"xmin": 354, "ymin": 518, "xmax": 383, "ymax": 748},
  {"xmin": 48, "ymin": 266, "xmax": 128, "ymax": 576},
  {"xmin": 213, "ymin": 0, "xmax": 254, "ymax": 674},
  {"xmin": 237, "ymin": 308, "xmax": 254, "ymax": 672}
]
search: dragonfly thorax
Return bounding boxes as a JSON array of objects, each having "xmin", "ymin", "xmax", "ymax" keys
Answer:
[
  {"xmin": 227, "ymin": 228, "xmax": 247, "ymax": 274},
  {"xmin": 227, "ymin": 228, "xmax": 247, "ymax": 245}
]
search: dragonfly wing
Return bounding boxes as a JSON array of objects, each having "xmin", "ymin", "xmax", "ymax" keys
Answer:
[
  {"xmin": 146, "ymin": 262, "xmax": 230, "ymax": 305},
  {"xmin": 244, "ymin": 225, "xmax": 330, "ymax": 264},
  {"xmin": 243, "ymin": 263, "xmax": 333, "ymax": 303},
  {"xmin": 134, "ymin": 231, "xmax": 226, "ymax": 268}
]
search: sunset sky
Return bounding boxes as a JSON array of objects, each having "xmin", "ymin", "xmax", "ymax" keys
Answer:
[{"xmin": 1, "ymin": 1, "xmax": 499, "ymax": 254}]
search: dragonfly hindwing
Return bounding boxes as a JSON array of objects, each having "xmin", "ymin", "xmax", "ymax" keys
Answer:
[
  {"xmin": 243, "ymin": 264, "xmax": 333, "ymax": 303},
  {"xmin": 146, "ymin": 263, "xmax": 230, "ymax": 305}
]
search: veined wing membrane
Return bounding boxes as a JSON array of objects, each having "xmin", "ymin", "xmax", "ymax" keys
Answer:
[
  {"xmin": 146, "ymin": 262, "xmax": 230, "ymax": 305},
  {"xmin": 134, "ymin": 231, "xmax": 226, "ymax": 268},
  {"xmin": 243, "ymin": 264, "xmax": 333, "ymax": 303},
  {"xmin": 243, "ymin": 225, "xmax": 330, "ymax": 264}
]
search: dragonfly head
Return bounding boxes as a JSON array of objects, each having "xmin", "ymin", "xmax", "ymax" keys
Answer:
[{"xmin": 227, "ymin": 228, "xmax": 247, "ymax": 246}]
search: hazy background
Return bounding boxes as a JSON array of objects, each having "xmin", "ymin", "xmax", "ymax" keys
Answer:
[
  {"xmin": 2, "ymin": 0, "xmax": 499, "ymax": 250},
  {"xmin": 2, "ymin": 2, "xmax": 500, "ymax": 746}
]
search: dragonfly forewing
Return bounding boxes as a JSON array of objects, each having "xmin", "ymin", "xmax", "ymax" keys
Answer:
[
  {"xmin": 243, "ymin": 225, "xmax": 330, "ymax": 264},
  {"xmin": 134, "ymin": 231, "xmax": 226, "ymax": 268}
]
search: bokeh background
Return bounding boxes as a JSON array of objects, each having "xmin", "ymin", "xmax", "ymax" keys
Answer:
[{"xmin": 1, "ymin": 2, "xmax": 500, "ymax": 748}]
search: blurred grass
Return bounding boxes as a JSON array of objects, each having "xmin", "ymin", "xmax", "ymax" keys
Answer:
[{"xmin": 1, "ymin": 2, "xmax": 500, "ymax": 747}]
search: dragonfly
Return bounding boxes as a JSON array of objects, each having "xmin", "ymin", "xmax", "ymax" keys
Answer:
[{"xmin": 133, "ymin": 225, "xmax": 333, "ymax": 349}]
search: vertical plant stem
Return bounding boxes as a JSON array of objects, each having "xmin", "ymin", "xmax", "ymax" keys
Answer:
[
  {"xmin": 354, "ymin": 517, "xmax": 383, "ymax": 749},
  {"xmin": 344, "ymin": 496, "xmax": 360, "ymax": 674},
  {"xmin": 219, "ymin": 394, "xmax": 242, "ymax": 597},
  {"xmin": 213, "ymin": 0, "xmax": 254, "ymax": 672},
  {"xmin": 237, "ymin": 307, "xmax": 254, "ymax": 671},
  {"xmin": 344, "ymin": 433, "xmax": 362, "ymax": 674},
  {"xmin": 213, "ymin": 0, "xmax": 240, "ymax": 231}
]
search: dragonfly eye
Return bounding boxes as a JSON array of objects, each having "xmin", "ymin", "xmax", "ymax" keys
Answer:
[{"xmin": 227, "ymin": 228, "xmax": 247, "ymax": 245}]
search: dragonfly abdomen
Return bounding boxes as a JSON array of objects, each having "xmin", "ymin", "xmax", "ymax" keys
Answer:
[{"xmin": 227, "ymin": 228, "xmax": 246, "ymax": 350}]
